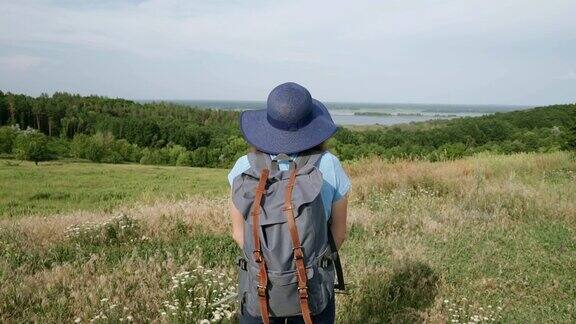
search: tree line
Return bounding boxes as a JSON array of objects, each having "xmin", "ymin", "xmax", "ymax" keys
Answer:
[
  {"xmin": 330, "ymin": 104, "xmax": 575, "ymax": 161},
  {"xmin": 0, "ymin": 90, "xmax": 574, "ymax": 167},
  {"xmin": 0, "ymin": 91, "xmax": 246, "ymax": 167}
]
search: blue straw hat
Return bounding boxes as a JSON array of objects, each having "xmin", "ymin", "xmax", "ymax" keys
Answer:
[{"xmin": 240, "ymin": 82, "xmax": 337, "ymax": 154}]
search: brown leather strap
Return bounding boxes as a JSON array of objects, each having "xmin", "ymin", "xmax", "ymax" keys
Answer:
[
  {"xmin": 251, "ymin": 168, "xmax": 270, "ymax": 324},
  {"xmin": 284, "ymin": 168, "xmax": 313, "ymax": 324}
]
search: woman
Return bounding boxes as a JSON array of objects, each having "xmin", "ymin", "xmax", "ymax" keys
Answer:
[{"xmin": 228, "ymin": 82, "xmax": 350, "ymax": 324}]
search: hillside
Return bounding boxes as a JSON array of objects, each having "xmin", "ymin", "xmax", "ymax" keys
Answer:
[{"xmin": 1, "ymin": 152, "xmax": 574, "ymax": 322}]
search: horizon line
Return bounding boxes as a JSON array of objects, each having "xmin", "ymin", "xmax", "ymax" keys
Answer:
[{"xmin": 136, "ymin": 98, "xmax": 535, "ymax": 108}]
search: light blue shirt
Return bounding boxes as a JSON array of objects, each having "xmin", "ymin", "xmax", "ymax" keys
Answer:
[{"xmin": 227, "ymin": 151, "xmax": 351, "ymax": 221}]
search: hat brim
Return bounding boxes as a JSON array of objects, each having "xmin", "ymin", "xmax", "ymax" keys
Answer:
[{"xmin": 240, "ymin": 99, "xmax": 337, "ymax": 154}]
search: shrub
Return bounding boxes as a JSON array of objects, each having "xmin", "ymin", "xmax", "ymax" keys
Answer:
[
  {"xmin": 46, "ymin": 137, "xmax": 71, "ymax": 158},
  {"xmin": 71, "ymin": 133, "xmax": 142, "ymax": 163},
  {"xmin": 430, "ymin": 142, "xmax": 468, "ymax": 161},
  {"xmin": 88, "ymin": 133, "xmax": 116, "ymax": 163},
  {"xmin": 139, "ymin": 148, "xmax": 169, "ymax": 165},
  {"xmin": 112, "ymin": 139, "xmax": 142, "ymax": 163},
  {"xmin": 176, "ymin": 152, "xmax": 192, "ymax": 166},
  {"xmin": 70, "ymin": 134, "xmax": 91, "ymax": 159},
  {"xmin": 190, "ymin": 147, "xmax": 210, "ymax": 167},
  {"xmin": 13, "ymin": 129, "xmax": 50, "ymax": 164},
  {"xmin": 166, "ymin": 144, "xmax": 188, "ymax": 165},
  {"xmin": 564, "ymin": 124, "xmax": 576, "ymax": 150},
  {"xmin": 0, "ymin": 125, "xmax": 19, "ymax": 154},
  {"xmin": 218, "ymin": 136, "xmax": 249, "ymax": 166}
]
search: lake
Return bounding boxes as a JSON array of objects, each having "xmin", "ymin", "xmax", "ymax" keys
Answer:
[{"xmin": 144, "ymin": 100, "xmax": 532, "ymax": 126}]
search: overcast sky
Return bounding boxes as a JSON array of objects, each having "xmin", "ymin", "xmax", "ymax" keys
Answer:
[{"xmin": 1, "ymin": 0, "xmax": 575, "ymax": 105}]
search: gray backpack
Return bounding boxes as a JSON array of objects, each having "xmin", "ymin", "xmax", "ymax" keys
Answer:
[{"xmin": 232, "ymin": 151, "xmax": 337, "ymax": 323}]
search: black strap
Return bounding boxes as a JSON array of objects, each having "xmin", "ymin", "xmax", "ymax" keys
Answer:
[{"xmin": 328, "ymin": 222, "xmax": 346, "ymax": 291}]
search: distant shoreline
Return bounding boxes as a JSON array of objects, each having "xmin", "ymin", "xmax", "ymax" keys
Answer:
[
  {"xmin": 137, "ymin": 99, "xmax": 532, "ymax": 114},
  {"xmin": 137, "ymin": 99, "xmax": 521, "ymax": 126}
]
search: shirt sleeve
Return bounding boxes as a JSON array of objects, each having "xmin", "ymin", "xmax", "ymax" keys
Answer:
[
  {"xmin": 227, "ymin": 155, "xmax": 250, "ymax": 186},
  {"xmin": 330, "ymin": 154, "xmax": 351, "ymax": 202},
  {"xmin": 318, "ymin": 152, "xmax": 350, "ymax": 203}
]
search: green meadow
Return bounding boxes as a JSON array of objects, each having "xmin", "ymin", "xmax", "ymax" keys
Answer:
[
  {"xmin": 1, "ymin": 152, "xmax": 575, "ymax": 323},
  {"xmin": 0, "ymin": 160, "xmax": 227, "ymax": 218}
]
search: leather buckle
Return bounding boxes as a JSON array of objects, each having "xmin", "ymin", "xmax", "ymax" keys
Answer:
[
  {"xmin": 298, "ymin": 286, "xmax": 309, "ymax": 299},
  {"xmin": 292, "ymin": 247, "xmax": 304, "ymax": 260},
  {"xmin": 257, "ymin": 285, "xmax": 267, "ymax": 297},
  {"xmin": 253, "ymin": 250, "xmax": 263, "ymax": 263}
]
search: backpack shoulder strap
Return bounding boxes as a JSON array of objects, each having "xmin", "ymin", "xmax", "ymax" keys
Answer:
[
  {"xmin": 248, "ymin": 151, "xmax": 273, "ymax": 174},
  {"xmin": 251, "ymin": 168, "xmax": 271, "ymax": 324},
  {"xmin": 295, "ymin": 150, "xmax": 325, "ymax": 170}
]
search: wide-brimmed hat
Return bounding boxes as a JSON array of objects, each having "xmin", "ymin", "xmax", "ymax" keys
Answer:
[{"xmin": 240, "ymin": 82, "xmax": 337, "ymax": 154}]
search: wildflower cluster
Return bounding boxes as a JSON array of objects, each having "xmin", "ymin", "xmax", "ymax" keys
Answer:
[
  {"xmin": 413, "ymin": 185, "xmax": 441, "ymax": 198},
  {"xmin": 65, "ymin": 213, "xmax": 141, "ymax": 245},
  {"xmin": 364, "ymin": 185, "xmax": 439, "ymax": 212},
  {"xmin": 81, "ymin": 298, "xmax": 134, "ymax": 323},
  {"xmin": 160, "ymin": 266, "xmax": 237, "ymax": 323},
  {"xmin": 443, "ymin": 298, "xmax": 503, "ymax": 323}
]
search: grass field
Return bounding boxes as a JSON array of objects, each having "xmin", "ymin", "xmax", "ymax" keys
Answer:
[
  {"xmin": 1, "ymin": 152, "xmax": 575, "ymax": 323},
  {"xmin": 0, "ymin": 160, "xmax": 228, "ymax": 218}
]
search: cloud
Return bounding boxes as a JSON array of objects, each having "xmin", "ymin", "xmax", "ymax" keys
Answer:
[
  {"xmin": 2, "ymin": 0, "xmax": 574, "ymax": 63},
  {"xmin": 557, "ymin": 71, "xmax": 576, "ymax": 80},
  {"xmin": 0, "ymin": 0, "xmax": 575, "ymax": 104},
  {"xmin": 0, "ymin": 54, "xmax": 51, "ymax": 71}
]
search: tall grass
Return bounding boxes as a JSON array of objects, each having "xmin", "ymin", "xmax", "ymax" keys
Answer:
[
  {"xmin": 341, "ymin": 151, "xmax": 575, "ymax": 323},
  {"xmin": 1, "ymin": 152, "xmax": 574, "ymax": 322}
]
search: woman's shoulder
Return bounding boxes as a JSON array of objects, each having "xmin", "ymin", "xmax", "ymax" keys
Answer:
[
  {"xmin": 320, "ymin": 150, "xmax": 340, "ymax": 161},
  {"xmin": 318, "ymin": 151, "xmax": 343, "ymax": 169},
  {"xmin": 227, "ymin": 155, "xmax": 250, "ymax": 185},
  {"xmin": 234, "ymin": 154, "xmax": 249, "ymax": 166},
  {"xmin": 317, "ymin": 151, "xmax": 348, "ymax": 180}
]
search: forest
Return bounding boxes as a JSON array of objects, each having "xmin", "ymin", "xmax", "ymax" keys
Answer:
[{"xmin": 0, "ymin": 91, "xmax": 574, "ymax": 167}]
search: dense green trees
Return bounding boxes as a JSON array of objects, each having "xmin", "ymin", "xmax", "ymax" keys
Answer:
[
  {"xmin": 0, "ymin": 91, "xmax": 574, "ymax": 166},
  {"xmin": 565, "ymin": 123, "xmax": 576, "ymax": 150},
  {"xmin": 70, "ymin": 133, "xmax": 141, "ymax": 163},
  {"xmin": 0, "ymin": 92, "xmax": 242, "ymax": 167},
  {"xmin": 329, "ymin": 104, "xmax": 575, "ymax": 161}
]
